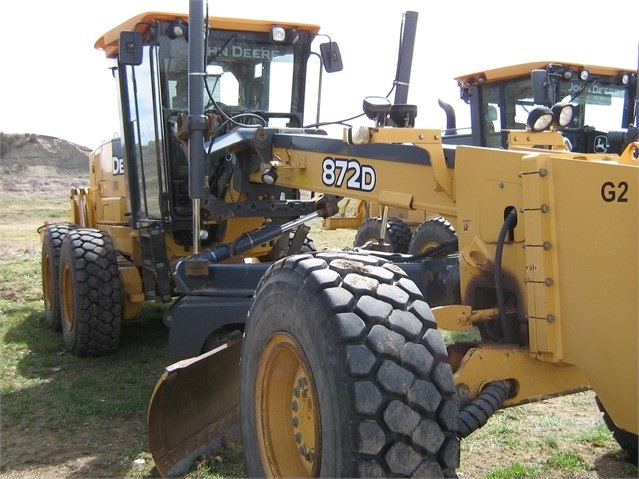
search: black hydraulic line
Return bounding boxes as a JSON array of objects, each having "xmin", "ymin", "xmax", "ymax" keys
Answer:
[
  {"xmin": 201, "ymin": 225, "xmax": 286, "ymax": 264},
  {"xmin": 495, "ymin": 208, "xmax": 517, "ymax": 342},
  {"xmin": 458, "ymin": 381, "xmax": 510, "ymax": 439}
]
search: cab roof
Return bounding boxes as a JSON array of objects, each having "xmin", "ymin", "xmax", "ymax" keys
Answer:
[
  {"xmin": 95, "ymin": 11, "xmax": 322, "ymax": 58},
  {"xmin": 455, "ymin": 61, "xmax": 635, "ymax": 86}
]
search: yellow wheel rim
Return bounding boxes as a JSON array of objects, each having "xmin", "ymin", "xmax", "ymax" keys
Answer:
[
  {"xmin": 61, "ymin": 261, "xmax": 74, "ymax": 331},
  {"xmin": 42, "ymin": 252, "xmax": 52, "ymax": 312},
  {"xmin": 255, "ymin": 332, "xmax": 320, "ymax": 477},
  {"xmin": 416, "ymin": 240, "xmax": 440, "ymax": 255}
]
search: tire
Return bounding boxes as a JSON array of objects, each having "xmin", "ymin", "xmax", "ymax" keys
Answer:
[
  {"xmin": 354, "ymin": 217, "xmax": 412, "ymax": 253},
  {"xmin": 261, "ymin": 229, "xmax": 317, "ymax": 262},
  {"xmin": 408, "ymin": 217, "xmax": 457, "ymax": 255},
  {"xmin": 240, "ymin": 251, "xmax": 459, "ymax": 477},
  {"xmin": 294, "ymin": 231, "xmax": 317, "ymax": 254},
  {"xmin": 41, "ymin": 224, "xmax": 74, "ymax": 330},
  {"xmin": 59, "ymin": 228, "xmax": 121, "ymax": 356},
  {"xmin": 596, "ymin": 396, "xmax": 638, "ymax": 464}
]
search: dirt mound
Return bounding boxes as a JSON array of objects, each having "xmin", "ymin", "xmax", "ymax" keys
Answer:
[
  {"xmin": 0, "ymin": 132, "xmax": 91, "ymax": 176},
  {"xmin": 0, "ymin": 133, "xmax": 89, "ymax": 196}
]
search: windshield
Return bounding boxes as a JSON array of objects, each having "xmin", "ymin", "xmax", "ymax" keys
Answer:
[
  {"xmin": 162, "ymin": 26, "xmax": 305, "ymax": 127},
  {"xmin": 557, "ymin": 79, "xmax": 627, "ymax": 131},
  {"xmin": 480, "ymin": 75, "xmax": 631, "ymax": 136},
  {"xmin": 494, "ymin": 76, "xmax": 630, "ymax": 133}
]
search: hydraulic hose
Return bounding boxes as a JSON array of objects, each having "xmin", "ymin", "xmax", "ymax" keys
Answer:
[
  {"xmin": 495, "ymin": 208, "xmax": 517, "ymax": 342},
  {"xmin": 458, "ymin": 381, "xmax": 511, "ymax": 438}
]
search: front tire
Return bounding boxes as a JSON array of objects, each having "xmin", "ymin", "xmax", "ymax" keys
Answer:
[
  {"xmin": 596, "ymin": 396, "xmax": 638, "ymax": 464},
  {"xmin": 240, "ymin": 251, "xmax": 459, "ymax": 477},
  {"xmin": 59, "ymin": 228, "xmax": 121, "ymax": 356}
]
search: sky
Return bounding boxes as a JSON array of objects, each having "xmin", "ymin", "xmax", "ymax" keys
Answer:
[{"xmin": 1, "ymin": 0, "xmax": 637, "ymax": 149}]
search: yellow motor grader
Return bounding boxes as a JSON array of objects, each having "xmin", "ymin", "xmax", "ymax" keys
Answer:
[
  {"xmin": 39, "ymin": 2, "xmax": 638, "ymax": 477},
  {"xmin": 338, "ymin": 59, "xmax": 639, "ymax": 253}
]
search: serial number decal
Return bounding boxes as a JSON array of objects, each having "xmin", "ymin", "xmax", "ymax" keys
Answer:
[
  {"xmin": 322, "ymin": 157, "xmax": 376, "ymax": 192},
  {"xmin": 601, "ymin": 181, "xmax": 628, "ymax": 203}
]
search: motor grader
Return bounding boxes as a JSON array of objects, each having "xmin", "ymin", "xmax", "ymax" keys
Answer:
[
  {"xmin": 39, "ymin": 2, "xmax": 638, "ymax": 477},
  {"xmin": 339, "ymin": 58, "xmax": 639, "ymax": 253}
]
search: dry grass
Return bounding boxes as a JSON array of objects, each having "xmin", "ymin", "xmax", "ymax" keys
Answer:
[{"xmin": 1, "ymin": 182, "xmax": 636, "ymax": 479}]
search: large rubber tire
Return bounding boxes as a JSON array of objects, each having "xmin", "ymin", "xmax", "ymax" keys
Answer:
[
  {"xmin": 596, "ymin": 396, "xmax": 638, "ymax": 464},
  {"xmin": 408, "ymin": 217, "xmax": 457, "ymax": 255},
  {"xmin": 59, "ymin": 228, "xmax": 122, "ymax": 356},
  {"xmin": 354, "ymin": 216, "xmax": 412, "ymax": 253},
  {"xmin": 41, "ymin": 224, "xmax": 74, "ymax": 331},
  {"xmin": 240, "ymin": 251, "xmax": 460, "ymax": 477}
]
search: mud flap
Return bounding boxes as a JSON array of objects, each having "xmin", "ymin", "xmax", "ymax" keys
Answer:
[{"xmin": 148, "ymin": 338, "xmax": 242, "ymax": 477}]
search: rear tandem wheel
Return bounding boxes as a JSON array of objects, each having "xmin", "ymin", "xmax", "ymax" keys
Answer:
[
  {"xmin": 240, "ymin": 251, "xmax": 460, "ymax": 477},
  {"xmin": 408, "ymin": 217, "xmax": 457, "ymax": 255},
  {"xmin": 354, "ymin": 216, "xmax": 413, "ymax": 253},
  {"xmin": 59, "ymin": 228, "xmax": 121, "ymax": 356},
  {"xmin": 41, "ymin": 224, "xmax": 74, "ymax": 331}
]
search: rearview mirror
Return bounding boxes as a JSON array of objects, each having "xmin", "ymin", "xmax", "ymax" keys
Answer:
[
  {"xmin": 531, "ymin": 69, "xmax": 551, "ymax": 106},
  {"xmin": 119, "ymin": 31, "xmax": 143, "ymax": 66},
  {"xmin": 320, "ymin": 42, "xmax": 343, "ymax": 73}
]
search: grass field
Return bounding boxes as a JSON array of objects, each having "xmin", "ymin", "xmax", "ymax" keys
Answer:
[{"xmin": 0, "ymin": 187, "xmax": 636, "ymax": 479}]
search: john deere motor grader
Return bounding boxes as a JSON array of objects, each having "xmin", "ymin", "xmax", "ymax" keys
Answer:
[
  {"xmin": 39, "ymin": 8, "xmax": 346, "ymax": 355},
  {"xmin": 39, "ymin": 2, "xmax": 638, "ymax": 477},
  {"xmin": 341, "ymin": 58, "xmax": 639, "ymax": 253}
]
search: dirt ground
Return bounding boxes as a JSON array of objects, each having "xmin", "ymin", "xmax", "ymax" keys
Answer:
[
  {"xmin": 456, "ymin": 391, "xmax": 637, "ymax": 478},
  {"xmin": 1, "ymin": 173, "xmax": 636, "ymax": 479},
  {"xmin": 2, "ymin": 390, "xmax": 636, "ymax": 479}
]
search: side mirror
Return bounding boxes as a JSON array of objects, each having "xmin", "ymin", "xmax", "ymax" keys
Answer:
[
  {"xmin": 319, "ymin": 42, "xmax": 343, "ymax": 73},
  {"xmin": 531, "ymin": 69, "xmax": 551, "ymax": 106},
  {"xmin": 119, "ymin": 31, "xmax": 143, "ymax": 66}
]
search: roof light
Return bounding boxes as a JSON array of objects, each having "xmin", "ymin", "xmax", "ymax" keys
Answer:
[
  {"xmin": 617, "ymin": 72, "xmax": 630, "ymax": 85},
  {"xmin": 167, "ymin": 19, "xmax": 189, "ymax": 39},
  {"xmin": 271, "ymin": 26, "xmax": 286, "ymax": 42},
  {"xmin": 579, "ymin": 68, "xmax": 590, "ymax": 81},
  {"xmin": 527, "ymin": 106, "xmax": 554, "ymax": 132},
  {"xmin": 289, "ymin": 28, "xmax": 300, "ymax": 44}
]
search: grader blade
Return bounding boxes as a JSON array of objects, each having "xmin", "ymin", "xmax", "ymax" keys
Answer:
[{"xmin": 148, "ymin": 338, "xmax": 242, "ymax": 478}]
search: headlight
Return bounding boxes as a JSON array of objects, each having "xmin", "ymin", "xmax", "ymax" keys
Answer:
[
  {"xmin": 526, "ymin": 106, "xmax": 554, "ymax": 132},
  {"xmin": 551, "ymin": 102, "xmax": 575, "ymax": 128},
  {"xmin": 363, "ymin": 96, "xmax": 391, "ymax": 125}
]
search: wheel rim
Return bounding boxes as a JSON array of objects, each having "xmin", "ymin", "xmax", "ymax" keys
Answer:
[
  {"xmin": 61, "ymin": 261, "xmax": 74, "ymax": 331},
  {"xmin": 42, "ymin": 252, "xmax": 53, "ymax": 312},
  {"xmin": 415, "ymin": 240, "xmax": 440, "ymax": 254},
  {"xmin": 361, "ymin": 235, "xmax": 378, "ymax": 245},
  {"xmin": 255, "ymin": 332, "xmax": 320, "ymax": 477}
]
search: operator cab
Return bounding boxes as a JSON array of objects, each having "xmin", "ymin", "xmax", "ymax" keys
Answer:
[
  {"xmin": 95, "ymin": 12, "xmax": 341, "ymax": 248},
  {"xmin": 441, "ymin": 61, "xmax": 637, "ymax": 153}
]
